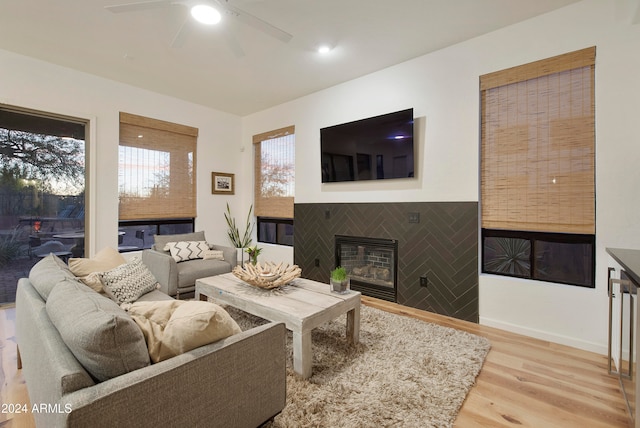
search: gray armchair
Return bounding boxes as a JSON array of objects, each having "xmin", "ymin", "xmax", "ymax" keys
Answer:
[{"xmin": 142, "ymin": 231, "xmax": 237, "ymax": 299}]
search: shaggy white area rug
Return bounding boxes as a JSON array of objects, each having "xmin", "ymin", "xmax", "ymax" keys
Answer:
[{"xmin": 225, "ymin": 304, "xmax": 491, "ymax": 428}]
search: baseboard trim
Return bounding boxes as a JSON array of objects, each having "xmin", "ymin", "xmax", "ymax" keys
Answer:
[{"xmin": 480, "ymin": 316, "xmax": 607, "ymax": 355}]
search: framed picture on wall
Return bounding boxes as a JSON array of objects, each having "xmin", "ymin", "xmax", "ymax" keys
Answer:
[{"xmin": 212, "ymin": 172, "xmax": 234, "ymax": 195}]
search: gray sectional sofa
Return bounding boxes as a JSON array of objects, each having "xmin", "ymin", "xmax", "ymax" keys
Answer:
[{"xmin": 16, "ymin": 254, "xmax": 286, "ymax": 428}]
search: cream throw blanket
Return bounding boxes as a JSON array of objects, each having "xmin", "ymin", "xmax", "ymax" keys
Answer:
[{"xmin": 124, "ymin": 300, "xmax": 242, "ymax": 363}]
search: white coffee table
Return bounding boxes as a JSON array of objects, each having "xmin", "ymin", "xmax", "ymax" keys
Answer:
[{"xmin": 195, "ymin": 272, "xmax": 361, "ymax": 379}]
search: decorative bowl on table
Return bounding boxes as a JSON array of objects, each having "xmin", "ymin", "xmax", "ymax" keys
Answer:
[{"xmin": 232, "ymin": 261, "xmax": 302, "ymax": 289}]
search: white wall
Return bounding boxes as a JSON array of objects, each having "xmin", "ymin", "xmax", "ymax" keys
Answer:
[
  {"xmin": 2, "ymin": 0, "xmax": 638, "ymax": 354},
  {"xmin": 243, "ymin": 0, "xmax": 640, "ymax": 354},
  {"xmin": 0, "ymin": 49, "xmax": 244, "ymax": 254}
]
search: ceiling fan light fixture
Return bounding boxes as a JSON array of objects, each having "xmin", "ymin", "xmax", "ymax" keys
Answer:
[{"xmin": 191, "ymin": 4, "xmax": 222, "ymax": 25}]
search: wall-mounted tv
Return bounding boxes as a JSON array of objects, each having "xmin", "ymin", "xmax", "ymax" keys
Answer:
[{"xmin": 320, "ymin": 108, "xmax": 414, "ymax": 183}]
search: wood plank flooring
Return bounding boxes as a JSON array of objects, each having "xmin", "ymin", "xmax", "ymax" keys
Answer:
[
  {"xmin": 363, "ymin": 297, "xmax": 629, "ymax": 427},
  {"xmin": 0, "ymin": 304, "xmax": 33, "ymax": 428},
  {"xmin": 0, "ymin": 298, "xmax": 630, "ymax": 427}
]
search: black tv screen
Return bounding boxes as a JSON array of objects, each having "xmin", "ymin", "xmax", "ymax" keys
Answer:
[{"xmin": 321, "ymin": 108, "xmax": 414, "ymax": 183}]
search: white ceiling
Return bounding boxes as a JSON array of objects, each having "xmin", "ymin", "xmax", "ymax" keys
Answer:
[{"xmin": 0, "ymin": 0, "xmax": 581, "ymax": 116}]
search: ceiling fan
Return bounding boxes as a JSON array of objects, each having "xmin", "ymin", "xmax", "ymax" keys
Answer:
[{"xmin": 104, "ymin": 0, "xmax": 293, "ymax": 57}]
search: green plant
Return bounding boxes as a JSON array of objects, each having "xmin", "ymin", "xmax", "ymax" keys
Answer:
[
  {"xmin": 331, "ymin": 266, "xmax": 348, "ymax": 282},
  {"xmin": 224, "ymin": 203, "xmax": 254, "ymax": 248},
  {"xmin": 0, "ymin": 236, "xmax": 23, "ymax": 268},
  {"xmin": 245, "ymin": 245, "xmax": 262, "ymax": 264}
]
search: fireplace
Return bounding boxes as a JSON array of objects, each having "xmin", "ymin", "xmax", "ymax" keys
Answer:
[{"xmin": 335, "ymin": 235, "xmax": 398, "ymax": 302}]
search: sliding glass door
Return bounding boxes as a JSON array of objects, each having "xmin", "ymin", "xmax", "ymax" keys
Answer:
[{"xmin": 0, "ymin": 106, "xmax": 86, "ymax": 304}]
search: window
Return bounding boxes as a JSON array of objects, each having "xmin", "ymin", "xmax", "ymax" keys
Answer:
[
  {"xmin": 258, "ymin": 217, "xmax": 294, "ymax": 246},
  {"xmin": 480, "ymin": 47, "xmax": 596, "ymax": 287},
  {"xmin": 482, "ymin": 229, "xmax": 594, "ymax": 287},
  {"xmin": 0, "ymin": 106, "xmax": 87, "ymax": 303},
  {"xmin": 118, "ymin": 112, "xmax": 197, "ymax": 251},
  {"xmin": 117, "ymin": 219, "xmax": 194, "ymax": 252},
  {"xmin": 253, "ymin": 126, "xmax": 295, "ymax": 246}
]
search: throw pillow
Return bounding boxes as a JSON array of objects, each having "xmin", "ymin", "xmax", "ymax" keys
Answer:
[
  {"xmin": 68, "ymin": 247, "xmax": 127, "ymax": 292},
  {"xmin": 46, "ymin": 278, "xmax": 150, "ymax": 382},
  {"xmin": 164, "ymin": 301, "xmax": 242, "ymax": 357},
  {"xmin": 28, "ymin": 253, "xmax": 76, "ymax": 301},
  {"xmin": 163, "ymin": 241, "xmax": 210, "ymax": 262},
  {"xmin": 203, "ymin": 249, "xmax": 224, "ymax": 260},
  {"xmin": 125, "ymin": 300, "xmax": 242, "ymax": 363},
  {"xmin": 99, "ymin": 257, "xmax": 158, "ymax": 304},
  {"xmin": 153, "ymin": 231, "xmax": 206, "ymax": 252}
]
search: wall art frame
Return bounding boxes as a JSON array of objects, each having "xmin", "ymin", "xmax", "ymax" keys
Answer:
[{"xmin": 212, "ymin": 172, "xmax": 235, "ymax": 195}]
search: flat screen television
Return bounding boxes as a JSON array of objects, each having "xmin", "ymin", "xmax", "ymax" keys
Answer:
[{"xmin": 320, "ymin": 108, "xmax": 414, "ymax": 183}]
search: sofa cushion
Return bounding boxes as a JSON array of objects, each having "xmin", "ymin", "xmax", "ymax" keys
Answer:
[
  {"xmin": 125, "ymin": 300, "xmax": 242, "ymax": 363},
  {"xmin": 176, "ymin": 258, "xmax": 232, "ymax": 287},
  {"xmin": 68, "ymin": 247, "xmax": 127, "ymax": 293},
  {"xmin": 152, "ymin": 231, "xmax": 206, "ymax": 253},
  {"xmin": 28, "ymin": 254, "xmax": 76, "ymax": 301},
  {"xmin": 164, "ymin": 240, "xmax": 210, "ymax": 262},
  {"xmin": 46, "ymin": 278, "xmax": 150, "ymax": 382},
  {"xmin": 135, "ymin": 289, "xmax": 174, "ymax": 302},
  {"xmin": 99, "ymin": 257, "xmax": 158, "ymax": 304}
]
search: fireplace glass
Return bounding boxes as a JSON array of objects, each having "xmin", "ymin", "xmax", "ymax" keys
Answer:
[{"xmin": 335, "ymin": 235, "xmax": 397, "ymax": 302}]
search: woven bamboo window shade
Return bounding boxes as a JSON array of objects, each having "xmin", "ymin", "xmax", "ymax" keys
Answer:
[
  {"xmin": 119, "ymin": 112, "xmax": 198, "ymax": 220},
  {"xmin": 480, "ymin": 47, "xmax": 595, "ymax": 235},
  {"xmin": 253, "ymin": 125, "xmax": 295, "ymax": 218}
]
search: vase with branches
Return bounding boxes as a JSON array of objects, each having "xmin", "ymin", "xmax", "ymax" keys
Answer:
[{"xmin": 224, "ymin": 203, "xmax": 254, "ymax": 264}]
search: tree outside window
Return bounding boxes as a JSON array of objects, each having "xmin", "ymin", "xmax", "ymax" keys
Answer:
[
  {"xmin": 0, "ymin": 108, "xmax": 86, "ymax": 304},
  {"xmin": 253, "ymin": 126, "xmax": 295, "ymax": 246}
]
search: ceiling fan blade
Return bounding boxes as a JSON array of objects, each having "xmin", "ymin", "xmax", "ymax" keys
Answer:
[
  {"xmin": 105, "ymin": 0, "xmax": 173, "ymax": 13},
  {"xmin": 222, "ymin": 3, "xmax": 292, "ymax": 43},
  {"xmin": 170, "ymin": 17, "xmax": 193, "ymax": 48},
  {"xmin": 170, "ymin": 11, "xmax": 243, "ymax": 57}
]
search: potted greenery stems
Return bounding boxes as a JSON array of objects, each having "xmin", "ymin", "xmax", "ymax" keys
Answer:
[
  {"xmin": 224, "ymin": 203, "xmax": 254, "ymax": 263},
  {"xmin": 330, "ymin": 266, "xmax": 350, "ymax": 294},
  {"xmin": 245, "ymin": 245, "xmax": 262, "ymax": 265}
]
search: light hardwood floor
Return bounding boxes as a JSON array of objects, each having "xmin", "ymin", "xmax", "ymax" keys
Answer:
[{"xmin": 0, "ymin": 298, "xmax": 630, "ymax": 427}]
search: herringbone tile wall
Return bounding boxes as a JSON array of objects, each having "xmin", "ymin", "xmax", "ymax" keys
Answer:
[{"xmin": 294, "ymin": 202, "xmax": 479, "ymax": 322}]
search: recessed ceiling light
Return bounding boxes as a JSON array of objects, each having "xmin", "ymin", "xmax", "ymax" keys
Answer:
[
  {"xmin": 191, "ymin": 4, "xmax": 222, "ymax": 25},
  {"xmin": 317, "ymin": 45, "xmax": 332, "ymax": 54}
]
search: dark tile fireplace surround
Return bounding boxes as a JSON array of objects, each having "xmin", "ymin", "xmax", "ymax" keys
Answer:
[{"xmin": 294, "ymin": 202, "xmax": 479, "ymax": 323}]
